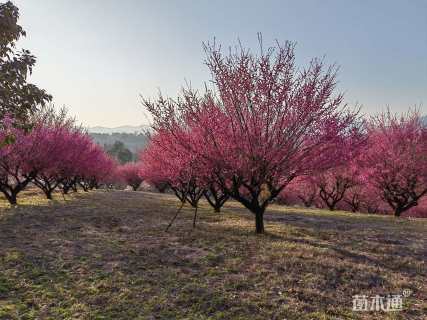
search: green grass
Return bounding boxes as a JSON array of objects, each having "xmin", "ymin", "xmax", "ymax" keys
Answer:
[{"xmin": 0, "ymin": 189, "xmax": 425, "ymax": 319}]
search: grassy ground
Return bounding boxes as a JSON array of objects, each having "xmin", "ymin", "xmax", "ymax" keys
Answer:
[{"xmin": 0, "ymin": 189, "xmax": 425, "ymax": 319}]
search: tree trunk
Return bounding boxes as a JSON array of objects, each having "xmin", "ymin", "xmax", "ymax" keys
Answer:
[
  {"xmin": 325, "ymin": 199, "xmax": 336, "ymax": 211},
  {"xmin": 214, "ymin": 206, "xmax": 221, "ymax": 213},
  {"xmin": 394, "ymin": 208, "xmax": 403, "ymax": 217},
  {"xmin": 255, "ymin": 210, "xmax": 264, "ymax": 234},
  {"xmin": 44, "ymin": 189, "xmax": 53, "ymax": 200},
  {"xmin": 192, "ymin": 206, "xmax": 198, "ymax": 228},
  {"xmin": 10, "ymin": 196, "xmax": 17, "ymax": 205},
  {"xmin": 6, "ymin": 193, "xmax": 17, "ymax": 205}
]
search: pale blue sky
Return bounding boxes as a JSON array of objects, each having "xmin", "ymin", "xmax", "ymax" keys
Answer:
[{"xmin": 14, "ymin": 0, "xmax": 427, "ymax": 127}]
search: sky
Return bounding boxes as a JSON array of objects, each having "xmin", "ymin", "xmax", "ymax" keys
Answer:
[{"xmin": 13, "ymin": 0, "xmax": 427, "ymax": 127}]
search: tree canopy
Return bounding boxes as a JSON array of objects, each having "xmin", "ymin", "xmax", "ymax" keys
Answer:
[{"xmin": 0, "ymin": 1, "xmax": 51, "ymax": 123}]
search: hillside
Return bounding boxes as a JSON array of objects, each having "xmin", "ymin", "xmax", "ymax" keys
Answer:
[
  {"xmin": 88, "ymin": 125, "xmax": 150, "ymax": 135},
  {"xmin": 87, "ymin": 117, "xmax": 427, "ymax": 155},
  {"xmin": 89, "ymin": 132, "xmax": 149, "ymax": 153},
  {"xmin": 0, "ymin": 189, "xmax": 425, "ymax": 319}
]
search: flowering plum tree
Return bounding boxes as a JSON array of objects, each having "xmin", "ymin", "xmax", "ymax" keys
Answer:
[
  {"xmin": 30, "ymin": 126, "xmax": 72, "ymax": 199},
  {"xmin": 0, "ymin": 121, "xmax": 51, "ymax": 204},
  {"xmin": 28, "ymin": 107, "xmax": 79, "ymax": 199},
  {"xmin": 139, "ymin": 133, "xmax": 174, "ymax": 193},
  {"xmin": 152, "ymin": 181, "xmax": 169, "ymax": 193},
  {"xmin": 315, "ymin": 165, "xmax": 360, "ymax": 211},
  {"xmin": 143, "ymin": 37, "xmax": 363, "ymax": 233},
  {"xmin": 342, "ymin": 186, "xmax": 363, "ymax": 213},
  {"xmin": 363, "ymin": 110, "xmax": 427, "ymax": 217},
  {"xmin": 77, "ymin": 143, "xmax": 116, "ymax": 191},
  {"xmin": 117, "ymin": 162, "xmax": 144, "ymax": 191},
  {"xmin": 140, "ymin": 131, "xmax": 206, "ymax": 229},
  {"xmin": 204, "ymin": 182, "xmax": 229, "ymax": 213},
  {"xmin": 284, "ymin": 177, "xmax": 318, "ymax": 207},
  {"xmin": 56, "ymin": 131, "xmax": 92, "ymax": 194}
]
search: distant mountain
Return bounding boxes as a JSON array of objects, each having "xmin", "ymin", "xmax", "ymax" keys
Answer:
[
  {"xmin": 88, "ymin": 125, "xmax": 150, "ymax": 134},
  {"xmin": 89, "ymin": 131, "xmax": 149, "ymax": 153}
]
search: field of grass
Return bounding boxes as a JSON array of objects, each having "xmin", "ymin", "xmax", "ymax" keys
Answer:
[{"xmin": 0, "ymin": 189, "xmax": 426, "ymax": 319}]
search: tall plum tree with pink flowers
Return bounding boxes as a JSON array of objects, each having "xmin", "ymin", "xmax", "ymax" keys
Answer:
[{"xmin": 143, "ymin": 37, "xmax": 364, "ymax": 233}]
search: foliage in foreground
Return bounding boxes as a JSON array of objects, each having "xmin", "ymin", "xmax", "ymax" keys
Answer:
[{"xmin": 0, "ymin": 1, "xmax": 51, "ymax": 123}]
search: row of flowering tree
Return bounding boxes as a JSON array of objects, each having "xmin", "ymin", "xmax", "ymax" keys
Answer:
[
  {"xmin": 0, "ymin": 2, "xmax": 122, "ymax": 204},
  {"xmin": 139, "ymin": 37, "xmax": 427, "ymax": 233},
  {"xmin": 140, "ymin": 101, "xmax": 427, "ymax": 229},
  {"xmin": 279, "ymin": 110, "xmax": 427, "ymax": 218},
  {"xmin": 0, "ymin": 108, "xmax": 116, "ymax": 205}
]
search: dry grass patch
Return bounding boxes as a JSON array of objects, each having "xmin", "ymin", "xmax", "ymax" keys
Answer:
[{"xmin": 0, "ymin": 190, "xmax": 425, "ymax": 319}]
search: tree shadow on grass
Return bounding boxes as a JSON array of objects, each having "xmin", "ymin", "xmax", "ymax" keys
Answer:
[{"xmin": 0, "ymin": 190, "xmax": 425, "ymax": 319}]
